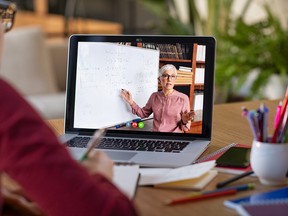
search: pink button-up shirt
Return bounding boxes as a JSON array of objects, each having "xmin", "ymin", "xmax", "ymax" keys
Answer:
[{"xmin": 131, "ymin": 90, "xmax": 191, "ymax": 132}]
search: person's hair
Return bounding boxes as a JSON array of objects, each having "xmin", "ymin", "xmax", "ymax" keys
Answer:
[{"xmin": 158, "ymin": 64, "xmax": 177, "ymax": 77}]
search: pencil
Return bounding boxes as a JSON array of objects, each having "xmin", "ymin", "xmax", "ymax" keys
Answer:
[
  {"xmin": 165, "ymin": 183, "xmax": 254, "ymax": 206},
  {"xmin": 80, "ymin": 128, "xmax": 106, "ymax": 161},
  {"xmin": 272, "ymin": 87, "xmax": 288, "ymax": 143},
  {"xmin": 165, "ymin": 189, "xmax": 237, "ymax": 205},
  {"xmin": 216, "ymin": 171, "xmax": 254, "ymax": 188}
]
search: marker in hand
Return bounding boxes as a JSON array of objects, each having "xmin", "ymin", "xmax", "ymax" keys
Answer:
[
  {"xmin": 121, "ymin": 89, "xmax": 133, "ymax": 106},
  {"xmin": 80, "ymin": 128, "xmax": 106, "ymax": 161}
]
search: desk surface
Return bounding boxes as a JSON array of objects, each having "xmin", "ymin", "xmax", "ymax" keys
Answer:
[
  {"xmin": 2, "ymin": 100, "xmax": 281, "ymax": 215},
  {"xmin": 45, "ymin": 100, "xmax": 281, "ymax": 216}
]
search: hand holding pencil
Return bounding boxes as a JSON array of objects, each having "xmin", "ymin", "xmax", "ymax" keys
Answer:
[
  {"xmin": 81, "ymin": 151, "xmax": 114, "ymax": 181},
  {"xmin": 80, "ymin": 129, "xmax": 114, "ymax": 180},
  {"xmin": 80, "ymin": 128, "xmax": 106, "ymax": 161}
]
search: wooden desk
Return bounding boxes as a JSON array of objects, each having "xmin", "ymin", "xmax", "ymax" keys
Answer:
[
  {"xmin": 2, "ymin": 100, "xmax": 281, "ymax": 215},
  {"xmin": 14, "ymin": 11, "xmax": 123, "ymax": 37},
  {"xmin": 45, "ymin": 100, "xmax": 280, "ymax": 216}
]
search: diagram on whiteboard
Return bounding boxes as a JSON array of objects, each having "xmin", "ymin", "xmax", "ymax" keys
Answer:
[{"xmin": 74, "ymin": 42, "xmax": 160, "ymax": 129}]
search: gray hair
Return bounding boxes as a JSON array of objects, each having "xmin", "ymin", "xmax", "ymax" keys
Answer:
[{"xmin": 158, "ymin": 64, "xmax": 177, "ymax": 77}]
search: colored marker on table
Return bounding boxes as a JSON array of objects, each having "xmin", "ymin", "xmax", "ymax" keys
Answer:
[
  {"xmin": 115, "ymin": 123, "xmax": 126, "ymax": 129},
  {"xmin": 132, "ymin": 118, "xmax": 142, "ymax": 123},
  {"xmin": 115, "ymin": 118, "xmax": 142, "ymax": 129}
]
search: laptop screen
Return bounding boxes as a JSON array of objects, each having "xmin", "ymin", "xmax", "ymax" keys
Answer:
[{"xmin": 66, "ymin": 35, "xmax": 215, "ymax": 140}]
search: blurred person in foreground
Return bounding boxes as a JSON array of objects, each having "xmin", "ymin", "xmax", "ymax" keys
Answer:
[{"xmin": 0, "ymin": 1, "xmax": 137, "ymax": 215}]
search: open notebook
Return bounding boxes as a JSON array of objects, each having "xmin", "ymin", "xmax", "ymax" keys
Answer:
[
  {"xmin": 139, "ymin": 160, "xmax": 217, "ymax": 190},
  {"xmin": 113, "ymin": 165, "xmax": 140, "ymax": 199}
]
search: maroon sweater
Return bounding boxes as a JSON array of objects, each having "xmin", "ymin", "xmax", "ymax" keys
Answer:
[{"xmin": 0, "ymin": 79, "xmax": 137, "ymax": 216}]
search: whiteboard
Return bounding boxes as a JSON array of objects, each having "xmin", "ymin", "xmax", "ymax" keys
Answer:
[{"xmin": 74, "ymin": 42, "xmax": 159, "ymax": 129}]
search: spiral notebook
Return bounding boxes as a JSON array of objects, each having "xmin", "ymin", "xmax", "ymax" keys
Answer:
[
  {"xmin": 224, "ymin": 187, "xmax": 288, "ymax": 210},
  {"xmin": 235, "ymin": 200, "xmax": 288, "ymax": 216},
  {"xmin": 195, "ymin": 143, "xmax": 252, "ymax": 174}
]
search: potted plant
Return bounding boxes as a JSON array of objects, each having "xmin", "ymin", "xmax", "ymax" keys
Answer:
[{"xmin": 140, "ymin": 0, "xmax": 288, "ymax": 101}]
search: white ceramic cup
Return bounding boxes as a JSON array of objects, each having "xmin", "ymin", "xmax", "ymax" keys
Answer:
[{"xmin": 251, "ymin": 140, "xmax": 288, "ymax": 186}]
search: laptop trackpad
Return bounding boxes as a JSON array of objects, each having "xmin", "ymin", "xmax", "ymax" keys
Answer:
[{"xmin": 104, "ymin": 151, "xmax": 137, "ymax": 161}]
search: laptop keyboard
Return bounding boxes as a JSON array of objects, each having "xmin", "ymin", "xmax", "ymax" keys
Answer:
[{"xmin": 66, "ymin": 137, "xmax": 189, "ymax": 153}]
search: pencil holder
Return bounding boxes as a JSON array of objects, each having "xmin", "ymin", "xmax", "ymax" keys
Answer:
[{"xmin": 251, "ymin": 140, "xmax": 288, "ymax": 186}]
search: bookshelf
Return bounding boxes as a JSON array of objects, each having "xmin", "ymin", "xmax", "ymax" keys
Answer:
[
  {"xmin": 135, "ymin": 42, "xmax": 205, "ymax": 134},
  {"xmin": 155, "ymin": 43, "xmax": 205, "ymax": 110},
  {"xmin": 156, "ymin": 43, "xmax": 205, "ymax": 134}
]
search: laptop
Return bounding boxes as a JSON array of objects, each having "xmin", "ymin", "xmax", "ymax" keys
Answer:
[{"xmin": 60, "ymin": 35, "xmax": 216, "ymax": 168}]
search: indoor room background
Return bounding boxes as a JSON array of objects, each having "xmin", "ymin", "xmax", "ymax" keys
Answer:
[{"xmin": 3, "ymin": 0, "xmax": 288, "ymax": 119}]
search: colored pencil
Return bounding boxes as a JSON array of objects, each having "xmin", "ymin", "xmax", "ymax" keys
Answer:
[
  {"xmin": 272, "ymin": 87, "xmax": 288, "ymax": 143},
  {"xmin": 165, "ymin": 184, "xmax": 254, "ymax": 205},
  {"xmin": 216, "ymin": 171, "xmax": 254, "ymax": 188}
]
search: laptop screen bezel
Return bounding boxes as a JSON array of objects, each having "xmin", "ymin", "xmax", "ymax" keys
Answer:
[{"xmin": 65, "ymin": 35, "xmax": 215, "ymax": 140}]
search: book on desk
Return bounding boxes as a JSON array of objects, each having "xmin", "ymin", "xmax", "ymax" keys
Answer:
[
  {"xmin": 139, "ymin": 160, "xmax": 217, "ymax": 190},
  {"xmin": 195, "ymin": 143, "xmax": 252, "ymax": 175}
]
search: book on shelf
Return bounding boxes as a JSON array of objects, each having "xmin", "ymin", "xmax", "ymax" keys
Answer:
[
  {"xmin": 224, "ymin": 186, "xmax": 288, "ymax": 210},
  {"xmin": 196, "ymin": 45, "xmax": 206, "ymax": 62},
  {"xmin": 142, "ymin": 43, "xmax": 191, "ymax": 60},
  {"xmin": 113, "ymin": 164, "xmax": 140, "ymax": 199},
  {"xmin": 138, "ymin": 160, "xmax": 217, "ymax": 190},
  {"xmin": 195, "ymin": 143, "xmax": 252, "ymax": 175},
  {"xmin": 194, "ymin": 68, "xmax": 205, "ymax": 84},
  {"xmin": 176, "ymin": 43, "xmax": 184, "ymax": 59},
  {"xmin": 193, "ymin": 92, "xmax": 204, "ymax": 111},
  {"xmin": 176, "ymin": 69, "xmax": 193, "ymax": 85},
  {"xmin": 179, "ymin": 66, "xmax": 192, "ymax": 72}
]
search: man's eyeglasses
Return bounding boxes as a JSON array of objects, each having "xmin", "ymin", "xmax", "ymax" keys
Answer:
[
  {"xmin": 161, "ymin": 74, "xmax": 177, "ymax": 80},
  {"xmin": 0, "ymin": 1, "xmax": 16, "ymax": 33}
]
